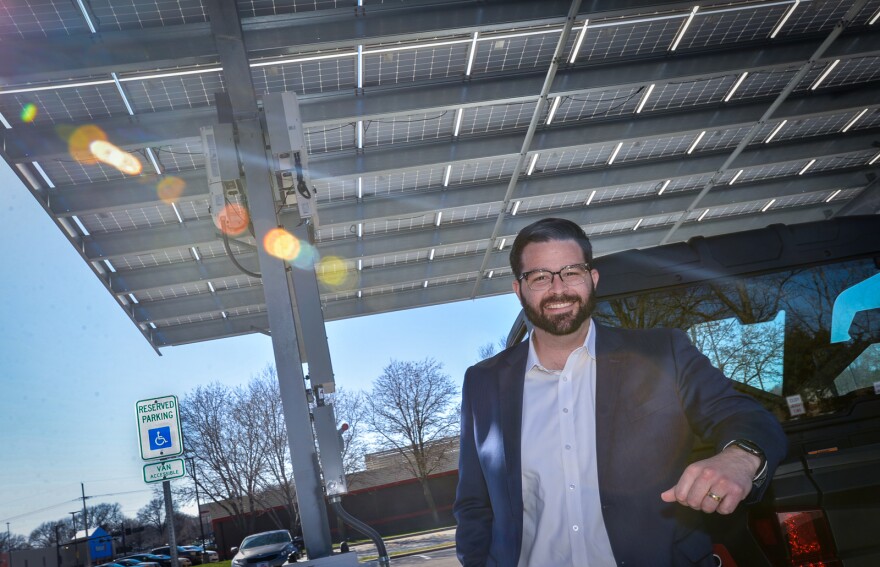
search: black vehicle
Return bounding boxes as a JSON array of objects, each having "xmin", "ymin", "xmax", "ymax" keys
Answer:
[
  {"xmin": 115, "ymin": 559, "xmax": 160, "ymax": 567},
  {"xmin": 231, "ymin": 530, "xmax": 302, "ymax": 566},
  {"xmin": 151, "ymin": 546, "xmax": 202, "ymax": 565},
  {"xmin": 123, "ymin": 554, "xmax": 173, "ymax": 567},
  {"xmin": 529, "ymin": 216, "xmax": 879, "ymax": 566}
]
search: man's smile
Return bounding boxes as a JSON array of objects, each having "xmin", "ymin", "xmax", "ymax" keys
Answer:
[{"xmin": 541, "ymin": 296, "xmax": 580, "ymax": 312}]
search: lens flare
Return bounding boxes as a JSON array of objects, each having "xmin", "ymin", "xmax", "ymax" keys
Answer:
[
  {"xmin": 68, "ymin": 125, "xmax": 107, "ymax": 164},
  {"xmin": 89, "ymin": 140, "xmax": 143, "ymax": 175},
  {"xmin": 317, "ymin": 256, "xmax": 352, "ymax": 287},
  {"xmin": 20, "ymin": 103, "xmax": 37, "ymax": 123},
  {"xmin": 157, "ymin": 176, "xmax": 186, "ymax": 204},
  {"xmin": 215, "ymin": 203, "xmax": 250, "ymax": 235},
  {"xmin": 291, "ymin": 241, "xmax": 320, "ymax": 269},
  {"xmin": 263, "ymin": 228, "xmax": 301, "ymax": 261}
]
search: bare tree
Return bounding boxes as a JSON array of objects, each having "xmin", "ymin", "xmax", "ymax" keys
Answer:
[
  {"xmin": 248, "ymin": 366, "xmax": 299, "ymax": 533},
  {"xmin": 328, "ymin": 387, "xmax": 369, "ymax": 475},
  {"xmin": 134, "ymin": 488, "xmax": 197, "ymax": 547},
  {"xmin": 1, "ymin": 530, "xmax": 30, "ymax": 552},
  {"xmin": 181, "ymin": 381, "xmax": 270, "ymax": 537},
  {"xmin": 365, "ymin": 358, "xmax": 460, "ymax": 525},
  {"xmin": 687, "ymin": 316, "xmax": 784, "ymax": 394},
  {"xmin": 477, "ymin": 335, "xmax": 510, "ymax": 360},
  {"xmin": 28, "ymin": 522, "xmax": 62, "ymax": 548},
  {"xmin": 87, "ymin": 503, "xmax": 125, "ymax": 529},
  {"xmin": 136, "ymin": 489, "xmax": 167, "ymax": 542}
]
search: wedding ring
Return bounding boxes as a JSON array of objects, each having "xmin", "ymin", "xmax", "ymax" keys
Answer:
[{"xmin": 707, "ymin": 491, "xmax": 722, "ymax": 502}]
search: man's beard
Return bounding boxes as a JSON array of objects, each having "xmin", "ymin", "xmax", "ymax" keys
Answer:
[{"xmin": 520, "ymin": 282, "xmax": 596, "ymax": 336}]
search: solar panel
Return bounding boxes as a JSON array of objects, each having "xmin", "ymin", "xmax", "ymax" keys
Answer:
[{"xmin": 2, "ymin": 0, "xmax": 876, "ymax": 349}]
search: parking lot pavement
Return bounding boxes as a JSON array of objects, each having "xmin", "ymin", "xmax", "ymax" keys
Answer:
[{"xmin": 349, "ymin": 527, "xmax": 456, "ymax": 560}]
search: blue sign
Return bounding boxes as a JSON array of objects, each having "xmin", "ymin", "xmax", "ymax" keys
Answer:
[{"xmin": 148, "ymin": 426, "xmax": 172, "ymax": 451}]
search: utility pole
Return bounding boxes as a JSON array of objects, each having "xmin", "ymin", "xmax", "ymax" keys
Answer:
[
  {"xmin": 69, "ymin": 512, "xmax": 80, "ymax": 567},
  {"xmin": 54, "ymin": 524, "xmax": 62, "ymax": 567},
  {"xmin": 80, "ymin": 484, "xmax": 89, "ymax": 535},
  {"xmin": 6, "ymin": 522, "xmax": 12, "ymax": 567},
  {"xmin": 186, "ymin": 457, "xmax": 206, "ymax": 547}
]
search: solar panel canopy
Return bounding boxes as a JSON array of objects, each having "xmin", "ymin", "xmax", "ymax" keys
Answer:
[{"xmin": 2, "ymin": 0, "xmax": 879, "ymax": 350}]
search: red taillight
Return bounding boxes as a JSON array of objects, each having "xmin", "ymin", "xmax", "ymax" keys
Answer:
[
  {"xmin": 751, "ymin": 509, "xmax": 841, "ymax": 567},
  {"xmin": 778, "ymin": 510, "xmax": 837, "ymax": 565}
]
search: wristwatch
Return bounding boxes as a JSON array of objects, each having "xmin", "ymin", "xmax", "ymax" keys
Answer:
[{"xmin": 723, "ymin": 439, "xmax": 768, "ymax": 486}]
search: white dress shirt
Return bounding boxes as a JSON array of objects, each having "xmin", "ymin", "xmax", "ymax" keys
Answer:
[{"xmin": 517, "ymin": 321, "xmax": 617, "ymax": 567}]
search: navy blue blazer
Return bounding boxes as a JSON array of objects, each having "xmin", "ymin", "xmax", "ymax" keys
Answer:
[{"xmin": 454, "ymin": 324, "xmax": 787, "ymax": 567}]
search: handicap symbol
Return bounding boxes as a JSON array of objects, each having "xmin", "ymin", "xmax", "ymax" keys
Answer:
[{"xmin": 149, "ymin": 426, "xmax": 172, "ymax": 451}]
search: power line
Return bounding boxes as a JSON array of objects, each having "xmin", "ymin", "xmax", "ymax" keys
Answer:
[
  {"xmin": 88, "ymin": 489, "xmax": 152, "ymax": 499},
  {"xmin": 0, "ymin": 499, "xmax": 80, "ymax": 523},
  {"xmin": 1, "ymin": 488, "xmax": 151, "ymax": 526}
]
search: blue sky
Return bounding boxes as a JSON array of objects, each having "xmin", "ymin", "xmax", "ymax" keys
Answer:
[{"xmin": 0, "ymin": 159, "xmax": 523, "ymax": 537}]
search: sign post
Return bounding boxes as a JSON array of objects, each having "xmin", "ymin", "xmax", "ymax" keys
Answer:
[{"xmin": 135, "ymin": 395, "xmax": 184, "ymax": 567}]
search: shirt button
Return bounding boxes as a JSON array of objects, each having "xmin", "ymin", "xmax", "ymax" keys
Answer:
[
  {"xmin": 569, "ymin": 484, "xmax": 575, "ymax": 490},
  {"xmin": 572, "ymin": 525, "xmax": 579, "ymax": 532},
  {"xmin": 565, "ymin": 444, "xmax": 571, "ymax": 450},
  {"xmin": 562, "ymin": 377, "xmax": 568, "ymax": 382},
  {"xmin": 563, "ymin": 408, "xmax": 569, "ymax": 413}
]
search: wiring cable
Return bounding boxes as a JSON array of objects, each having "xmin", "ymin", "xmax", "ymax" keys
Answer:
[
  {"xmin": 222, "ymin": 220, "xmax": 261, "ymax": 279},
  {"xmin": 330, "ymin": 496, "xmax": 389, "ymax": 567}
]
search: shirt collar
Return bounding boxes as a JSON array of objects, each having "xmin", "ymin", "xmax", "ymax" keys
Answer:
[{"xmin": 526, "ymin": 318, "xmax": 596, "ymax": 373}]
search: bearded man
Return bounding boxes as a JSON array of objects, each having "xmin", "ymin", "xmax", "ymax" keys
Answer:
[{"xmin": 454, "ymin": 217, "xmax": 787, "ymax": 567}]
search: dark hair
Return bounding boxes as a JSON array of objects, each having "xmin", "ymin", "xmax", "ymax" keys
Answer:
[{"xmin": 509, "ymin": 217, "xmax": 593, "ymax": 277}]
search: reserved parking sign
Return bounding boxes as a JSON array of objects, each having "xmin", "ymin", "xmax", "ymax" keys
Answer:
[{"xmin": 136, "ymin": 395, "xmax": 184, "ymax": 460}]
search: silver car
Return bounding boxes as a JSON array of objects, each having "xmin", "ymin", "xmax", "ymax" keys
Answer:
[{"xmin": 231, "ymin": 530, "xmax": 300, "ymax": 567}]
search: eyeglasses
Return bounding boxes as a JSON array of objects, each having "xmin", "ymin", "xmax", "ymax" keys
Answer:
[{"xmin": 517, "ymin": 263, "xmax": 592, "ymax": 291}]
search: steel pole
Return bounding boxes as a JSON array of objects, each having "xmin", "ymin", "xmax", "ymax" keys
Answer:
[{"xmin": 68, "ymin": 513, "xmax": 79, "ymax": 567}]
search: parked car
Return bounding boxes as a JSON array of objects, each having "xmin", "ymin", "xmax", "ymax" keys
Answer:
[
  {"xmin": 151, "ymin": 546, "xmax": 202, "ymax": 566},
  {"xmin": 181, "ymin": 547, "xmax": 216, "ymax": 564},
  {"xmin": 122, "ymin": 554, "xmax": 178, "ymax": 567},
  {"xmin": 114, "ymin": 559, "xmax": 159, "ymax": 567},
  {"xmin": 231, "ymin": 530, "xmax": 302, "ymax": 566}
]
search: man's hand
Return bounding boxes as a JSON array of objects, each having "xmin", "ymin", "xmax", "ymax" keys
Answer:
[{"xmin": 660, "ymin": 446, "xmax": 761, "ymax": 514}]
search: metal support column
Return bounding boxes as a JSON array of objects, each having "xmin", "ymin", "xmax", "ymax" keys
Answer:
[
  {"xmin": 237, "ymin": 115, "xmax": 333, "ymax": 558},
  {"xmin": 205, "ymin": 0, "xmax": 333, "ymax": 558}
]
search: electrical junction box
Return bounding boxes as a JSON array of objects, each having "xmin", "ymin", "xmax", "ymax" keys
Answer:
[
  {"xmin": 200, "ymin": 124, "xmax": 243, "ymax": 224},
  {"xmin": 263, "ymin": 92, "xmax": 318, "ymax": 224},
  {"xmin": 313, "ymin": 403, "xmax": 347, "ymax": 497}
]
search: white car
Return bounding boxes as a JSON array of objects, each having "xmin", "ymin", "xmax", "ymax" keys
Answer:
[{"xmin": 204, "ymin": 551, "xmax": 219, "ymax": 563}]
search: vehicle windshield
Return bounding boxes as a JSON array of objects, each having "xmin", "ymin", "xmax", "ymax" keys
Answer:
[
  {"xmin": 592, "ymin": 257, "xmax": 880, "ymax": 422},
  {"xmin": 241, "ymin": 532, "xmax": 291, "ymax": 549}
]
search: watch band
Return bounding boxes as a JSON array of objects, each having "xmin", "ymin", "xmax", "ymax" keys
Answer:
[{"xmin": 723, "ymin": 439, "xmax": 768, "ymax": 484}]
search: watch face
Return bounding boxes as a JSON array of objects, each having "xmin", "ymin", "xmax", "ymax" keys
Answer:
[
  {"xmin": 735, "ymin": 440, "xmax": 764, "ymax": 457},
  {"xmin": 736, "ymin": 441, "xmax": 757, "ymax": 454},
  {"xmin": 731, "ymin": 440, "xmax": 768, "ymax": 484}
]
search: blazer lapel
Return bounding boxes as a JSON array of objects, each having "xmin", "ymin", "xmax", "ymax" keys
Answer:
[
  {"xmin": 595, "ymin": 324, "xmax": 626, "ymax": 493},
  {"xmin": 498, "ymin": 341, "xmax": 528, "ymax": 546}
]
